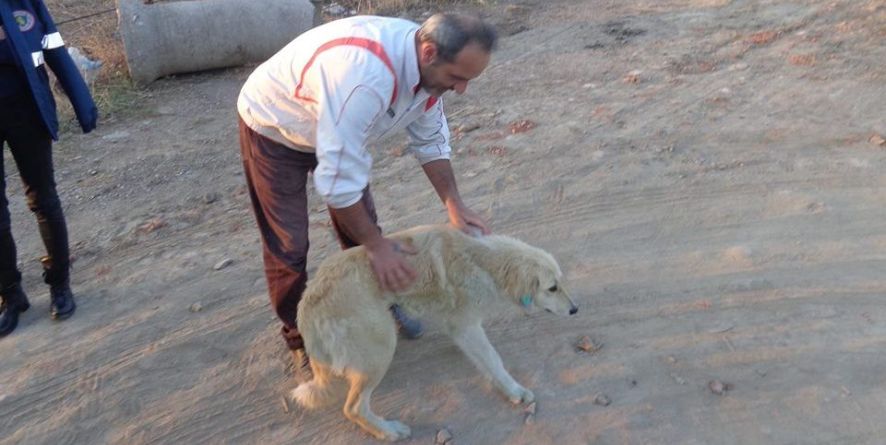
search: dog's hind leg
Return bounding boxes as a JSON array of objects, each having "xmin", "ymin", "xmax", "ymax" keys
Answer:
[
  {"xmin": 450, "ymin": 322, "xmax": 535, "ymax": 405},
  {"xmin": 337, "ymin": 310, "xmax": 410, "ymax": 441},
  {"xmin": 291, "ymin": 360, "xmax": 340, "ymax": 409},
  {"xmin": 342, "ymin": 369, "xmax": 410, "ymax": 441}
]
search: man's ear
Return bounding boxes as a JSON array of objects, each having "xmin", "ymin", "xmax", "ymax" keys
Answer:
[{"xmin": 420, "ymin": 42, "xmax": 438, "ymax": 65}]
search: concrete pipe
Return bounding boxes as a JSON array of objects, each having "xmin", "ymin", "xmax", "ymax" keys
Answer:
[{"xmin": 116, "ymin": 0, "xmax": 317, "ymax": 84}]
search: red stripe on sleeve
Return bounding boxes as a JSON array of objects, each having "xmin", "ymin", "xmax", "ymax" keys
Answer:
[{"xmin": 294, "ymin": 37, "xmax": 398, "ymax": 106}]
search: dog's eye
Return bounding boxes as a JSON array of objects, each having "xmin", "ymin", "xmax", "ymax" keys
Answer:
[{"xmin": 548, "ymin": 285, "xmax": 558, "ymax": 292}]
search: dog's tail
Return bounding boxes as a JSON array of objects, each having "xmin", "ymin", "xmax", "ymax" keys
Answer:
[{"xmin": 290, "ymin": 363, "xmax": 343, "ymax": 409}]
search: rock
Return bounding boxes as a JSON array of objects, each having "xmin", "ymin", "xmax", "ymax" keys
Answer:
[
  {"xmin": 487, "ymin": 146, "xmax": 507, "ymax": 157},
  {"xmin": 508, "ymin": 119, "xmax": 537, "ymax": 134},
  {"xmin": 458, "ymin": 122, "xmax": 482, "ymax": 133},
  {"xmin": 189, "ymin": 302, "xmax": 203, "ymax": 312},
  {"xmin": 525, "ymin": 401, "xmax": 537, "ymax": 415},
  {"xmin": 708, "ymin": 379, "xmax": 731, "ymax": 395},
  {"xmin": 202, "ymin": 192, "xmax": 221, "ymax": 204},
  {"xmin": 576, "ymin": 336, "xmax": 602, "ymax": 353},
  {"xmin": 747, "ymin": 30, "xmax": 778, "ymax": 45},
  {"xmin": 102, "ymin": 130, "xmax": 130, "ymax": 142},
  {"xmin": 870, "ymin": 134, "xmax": 885, "ymax": 146},
  {"xmin": 435, "ymin": 428, "xmax": 453, "ymax": 444},
  {"xmin": 137, "ymin": 218, "xmax": 166, "ymax": 234},
  {"xmin": 788, "ymin": 54, "xmax": 815, "ymax": 66},
  {"xmin": 623, "ymin": 70, "xmax": 641, "ymax": 84},
  {"xmin": 594, "ymin": 394, "xmax": 611, "ymax": 406},
  {"xmin": 214, "ymin": 258, "xmax": 234, "ymax": 271},
  {"xmin": 670, "ymin": 373, "xmax": 687, "ymax": 385}
]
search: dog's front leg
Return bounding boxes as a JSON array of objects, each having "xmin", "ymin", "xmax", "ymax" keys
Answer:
[{"xmin": 451, "ymin": 323, "xmax": 535, "ymax": 404}]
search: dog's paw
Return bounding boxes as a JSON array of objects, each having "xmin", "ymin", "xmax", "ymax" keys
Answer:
[
  {"xmin": 375, "ymin": 420, "xmax": 411, "ymax": 442},
  {"xmin": 507, "ymin": 386, "xmax": 535, "ymax": 405}
]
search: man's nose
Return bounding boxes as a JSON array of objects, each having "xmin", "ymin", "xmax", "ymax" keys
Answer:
[{"xmin": 452, "ymin": 81, "xmax": 468, "ymax": 94}]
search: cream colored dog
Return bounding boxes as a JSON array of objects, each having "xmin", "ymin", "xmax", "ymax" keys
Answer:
[{"xmin": 291, "ymin": 225, "xmax": 578, "ymax": 441}]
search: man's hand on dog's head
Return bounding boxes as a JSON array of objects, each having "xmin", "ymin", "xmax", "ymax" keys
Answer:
[{"xmin": 365, "ymin": 238, "xmax": 418, "ymax": 292}]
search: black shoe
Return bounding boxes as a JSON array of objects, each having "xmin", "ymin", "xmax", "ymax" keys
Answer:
[
  {"xmin": 390, "ymin": 304, "xmax": 423, "ymax": 340},
  {"xmin": 0, "ymin": 284, "xmax": 30, "ymax": 337},
  {"xmin": 50, "ymin": 284, "xmax": 76, "ymax": 320}
]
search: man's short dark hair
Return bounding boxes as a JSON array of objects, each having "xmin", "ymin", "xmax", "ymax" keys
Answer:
[{"xmin": 418, "ymin": 13, "xmax": 498, "ymax": 62}]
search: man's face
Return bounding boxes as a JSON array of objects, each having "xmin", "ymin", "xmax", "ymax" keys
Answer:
[{"xmin": 418, "ymin": 42, "xmax": 491, "ymax": 97}]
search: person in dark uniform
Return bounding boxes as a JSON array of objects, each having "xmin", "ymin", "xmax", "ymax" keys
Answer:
[{"xmin": 0, "ymin": 0, "xmax": 97, "ymax": 336}]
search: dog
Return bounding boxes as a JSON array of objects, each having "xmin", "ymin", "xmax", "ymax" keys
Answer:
[{"xmin": 291, "ymin": 225, "xmax": 578, "ymax": 441}]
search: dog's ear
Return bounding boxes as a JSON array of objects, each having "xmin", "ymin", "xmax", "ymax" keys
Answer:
[{"xmin": 498, "ymin": 259, "xmax": 540, "ymax": 300}]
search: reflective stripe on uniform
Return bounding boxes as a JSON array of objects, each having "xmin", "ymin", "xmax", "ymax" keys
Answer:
[
  {"xmin": 42, "ymin": 32, "xmax": 63, "ymax": 49},
  {"xmin": 31, "ymin": 50, "xmax": 43, "ymax": 66}
]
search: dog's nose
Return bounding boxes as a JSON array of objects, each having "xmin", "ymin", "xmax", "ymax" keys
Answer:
[{"xmin": 569, "ymin": 306, "xmax": 578, "ymax": 315}]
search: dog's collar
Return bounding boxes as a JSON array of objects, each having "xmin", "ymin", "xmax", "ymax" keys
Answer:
[{"xmin": 520, "ymin": 294, "xmax": 533, "ymax": 307}]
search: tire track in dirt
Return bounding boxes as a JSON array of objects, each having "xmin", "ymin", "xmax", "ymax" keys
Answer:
[{"xmin": 495, "ymin": 175, "xmax": 872, "ymax": 234}]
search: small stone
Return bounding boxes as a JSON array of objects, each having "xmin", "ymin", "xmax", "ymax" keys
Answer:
[
  {"xmin": 594, "ymin": 394, "xmax": 611, "ymax": 406},
  {"xmin": 788, "ymin": 54, "xmax": 815, "ymax": 66},
  {"xmin": 708, "ymin": 379, "xmax": 731, "ymax": 395},
  {"xmin": 525, "ymin": 402, "xmax": 537, "ymax": 415},
  {"xmin": 623, "ymin": 70, "xmax": 642, "ymax": 84},
  {"xmin": 137, "ymin": 218, "xmax": 166, "ymax": 234},
  {"xmin": 670, "ymin": 373, "xmax": 687, "ymax": 385},
  {"xmin": 281, "ymin": 396, "xmax": 289, "ymax": 413},
  {"xmin": 435, "ymin": 428, "xmax": 453, "ymax": 444},
  {"xmin": 487, "ymin": 145, "xmax": 507, "ymax": 157},
  {"xmin": 576, "ymin": 336, "xmax": 602, "ymax": 353},
  {"xmin": 666, "ymin": 355, "xmax": 677, "ymax": 364},
  {"xmin": 458, "ymin": 122, "xmax": 481, "ymax": 133},
  {"xmin": 869, "ymin": 134, "xmax": 885, "ymax": 146},
  {"xmin": 189, "ymin": 302, "xmax": 203, "ymax": 312},
  {"xmin": 102, "ymin": 130, "xmax": 130, "ymax": 141},
  {"xmin": 202, "ymin": 192, "xmax": 221, "ymax": 204},
  {"xmin": 509, "ymin": 119, "xmax": 537, "ymax": 134},
  {"xmin": 214, "ymin": 258, "xmax": 234, "ymax": 270}
]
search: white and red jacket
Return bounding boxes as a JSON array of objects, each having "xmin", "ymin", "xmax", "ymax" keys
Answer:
[{"xmin": 237, "ymin": 16, "xmax": 451, "ymax": 209}]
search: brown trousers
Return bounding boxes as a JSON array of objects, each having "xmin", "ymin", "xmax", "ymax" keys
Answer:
[{"xmin": 238, "ymin": 119, "xmax": 378, "ymax": 350}]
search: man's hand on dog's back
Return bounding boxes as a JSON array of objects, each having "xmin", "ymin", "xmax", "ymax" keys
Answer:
[{"xmin": 365, "ymin": 238, "xmax": 418, "ymax": 292}]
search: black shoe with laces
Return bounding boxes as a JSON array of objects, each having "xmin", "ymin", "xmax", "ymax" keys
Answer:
[{"xmin": 0, "ymin": 283, "xmax": 30, "ymax": 337}]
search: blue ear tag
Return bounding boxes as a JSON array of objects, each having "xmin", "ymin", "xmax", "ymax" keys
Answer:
[{"xmin": 520, "ymin": 294, "xmax": 533, "ymax": 307}]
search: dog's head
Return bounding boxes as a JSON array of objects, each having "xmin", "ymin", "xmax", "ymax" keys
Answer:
[{"xmin": 495, "ymin": 238, "xmax": 578, "ymax": 316}]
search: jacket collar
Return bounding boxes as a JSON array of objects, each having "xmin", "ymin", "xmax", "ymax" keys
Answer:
[{"xmin": 403, "ymin": 28, "xmax": 425, "ymax": 100}]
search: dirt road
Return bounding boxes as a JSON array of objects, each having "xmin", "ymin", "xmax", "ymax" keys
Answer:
[{"xmin": 1, "ymin": 0, "xmax": 885, "ymax": 443}]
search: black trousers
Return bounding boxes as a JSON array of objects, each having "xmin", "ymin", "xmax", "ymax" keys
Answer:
[
  {"xmin": 0, "ymin": 92, "xmax": 70, "ymax": 288},
  {"xmin": 239, "ymin": 118, "xmax": 379, "ymax": 350}
]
